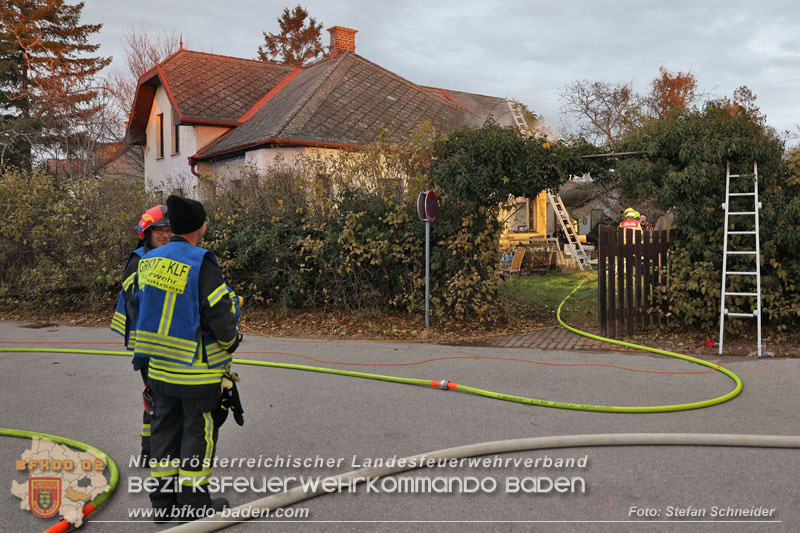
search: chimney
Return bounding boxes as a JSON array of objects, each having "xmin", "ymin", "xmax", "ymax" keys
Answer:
[{"xmin": 328, "ymin": 26, "xmax": 357, "ymax": 54}]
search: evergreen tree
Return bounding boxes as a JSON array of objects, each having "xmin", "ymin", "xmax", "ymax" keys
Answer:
[
  {"xmin": 257, "ymin": 5, "xmax": 325, "ymax": 66},
  {"xmin": 0, "ymin": 0, "xmax": 110, "ymax": 171}
]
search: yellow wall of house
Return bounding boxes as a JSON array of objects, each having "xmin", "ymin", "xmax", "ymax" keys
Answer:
[
  {"xmin": 533, "ymin": 190, "xmax": 547, "ymax": 234},
  {"xmin": 499, "ymin": 190, "xmax": 547, "ymax": 235}
]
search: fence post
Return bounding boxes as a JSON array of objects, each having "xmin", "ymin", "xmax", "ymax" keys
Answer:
[
  {"xmin": 608, "ymin": 226, "xmax": 617, "ymax": 339},
  {"xmin": 660, "ymin": 229, "xmax": 670, "ymax": 318},
  {"xmin": 599, "ymin": 225, "xmax": 607, "ymax": 337},
  {"xmin": 619, "ymin": 226, "xmax": 625, "ymax": 336},
  {"xmin": 643, "ymin": 230, "xmax": 652, "ymax": 328},
  {"xmin": 653, "ymin": 231, "xmax": 666, "ymax": 325},
  {"xmin": 626, "ymin": 228, "xmax": 634, "ymax": 337},
  {"xmin": 634, "ymin": 229, "xmax": 643, "ymax": 330}
]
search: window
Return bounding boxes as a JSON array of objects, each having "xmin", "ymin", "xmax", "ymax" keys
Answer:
[
  {"xmin": 156, "ymin": 113, "xmax": 164, "ymax": 159},
  {"xmin": 511, "ymin": 198, "xmax": 530, "ymax": 232},
  {"xmin": 171, "ymin": 109, "xmax": 180, "ymax": 154}
]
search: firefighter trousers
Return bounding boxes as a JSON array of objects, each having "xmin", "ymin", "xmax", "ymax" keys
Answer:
[{"xmin": 148, "ymin": 381, "xmax": 221, "ymax": 508}]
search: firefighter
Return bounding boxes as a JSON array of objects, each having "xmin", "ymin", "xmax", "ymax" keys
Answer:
[
  {"xmin": 110, "ymin": 205, "xmax": 172, "ymax": 466},
  {"xmin": 620, "ymin": 208, "xmax": 642, "ymax": 232},
  {"xmin": 131, "ymin": 195, "xmax": 240, "ymax": 518}
]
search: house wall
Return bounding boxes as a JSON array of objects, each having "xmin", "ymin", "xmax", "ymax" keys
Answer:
[
  {"xmin": 196, "ymin": 126, "xmax": 231, "ymax": 154},
  {"xmin": 244, "ymin": 147, "xmax": 309, "ymax": 172},
  {"xmin": 144, "ymin": 85, "xmax": 230, "ymax": 197},
  {"xmin": 500, "ymin": 192, "xmax": 547, "ymax": 235}
]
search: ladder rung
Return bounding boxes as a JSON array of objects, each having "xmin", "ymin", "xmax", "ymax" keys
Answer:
[
  {"xmin": 728, "ymin": 174, "xmax": 755, "ymax": 178},
  {"xmin": 726, "ymin": 251, "xmax": 757, "ymax": 255},
  {"xmin": 725, "ymin": 312, "xmax": 758, "ymax": 318},
  {"xmin": 727, "ymin": 271, "xmax": 757, "ymax": 275},
  {"xmin": 728, "ymin": 211, "xmax": 756, "ymax": 215},
  {"xmin": 729, "ymin": 192, "xmax": 755, "ymax": 196},
  {"xmin": 729, "ymin": 231, "xmax": 756, "ymax": 235},
  {"xmin": 724, "ymin": 292, "xmax": 759, "ymax": 297}
]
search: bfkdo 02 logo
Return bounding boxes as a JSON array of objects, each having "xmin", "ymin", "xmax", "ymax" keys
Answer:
[{"xmin": 29, "ymin": 477, "xmax": 61, "ymax": 518}]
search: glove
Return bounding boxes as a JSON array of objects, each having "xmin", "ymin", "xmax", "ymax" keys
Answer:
[{"xmin": 220, "ymin": 372, "xmax": 244, "ymax": 426}]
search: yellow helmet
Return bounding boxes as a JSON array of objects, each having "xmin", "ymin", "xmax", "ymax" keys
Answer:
[{"xmin": 624, "ymin": 208, "xmax": 637, "ymax": 219}]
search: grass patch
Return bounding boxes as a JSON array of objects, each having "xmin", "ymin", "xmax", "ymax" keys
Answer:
[{"xmin": 500, "ymin": 270, "xmax": 598, "ymax": 327}]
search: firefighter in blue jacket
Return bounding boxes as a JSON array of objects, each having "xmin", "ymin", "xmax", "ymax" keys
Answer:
[
  {"xmin": 132, "ymin": 195, "xmax": 241, "ymax": 517},
  {"xmin": 110, "ymin": 205, "xmax": 172, "ymax": 466}
]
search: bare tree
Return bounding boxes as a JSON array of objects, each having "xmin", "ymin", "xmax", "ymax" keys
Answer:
[
  {"xmin": 559, "ymin": 79, "xmax": 642, "ymax": 146},
  {"xmin": 104, "ymin": 27, "xmax": 181, "ymax": 138}
]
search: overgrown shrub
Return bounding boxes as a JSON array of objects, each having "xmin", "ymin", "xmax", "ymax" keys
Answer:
[
  {"xmin": 616, "ymin": 105, "xmax": 800, "ymax": 331},
  {"xmin": 0, "ymin": 168, "xmax": 152, "ymax": 309}
]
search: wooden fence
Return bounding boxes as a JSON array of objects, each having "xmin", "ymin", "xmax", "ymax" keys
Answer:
[{"xmin": 598, "ymin": 226, "xmax": 670, "ymax": 338}]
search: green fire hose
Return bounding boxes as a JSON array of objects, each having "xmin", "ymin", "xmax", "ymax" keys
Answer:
[{"xmin": 0, "ymin": 276, "xmax": 745, "ymax": 529}]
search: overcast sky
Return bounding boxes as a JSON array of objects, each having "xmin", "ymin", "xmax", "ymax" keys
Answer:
[{"xmin": 82, "ymin": 0, "xmax": 800, "ymax": 139}]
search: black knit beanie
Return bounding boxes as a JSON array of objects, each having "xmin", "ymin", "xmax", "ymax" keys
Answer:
[{"xmin": 166, "ymin": 195, "xmax": 206, "ymax": 235}]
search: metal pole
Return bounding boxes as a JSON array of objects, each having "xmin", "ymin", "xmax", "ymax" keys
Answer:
[{"xmin": 425, "ymin": 220, "xmax": 430, "ymax": 329}]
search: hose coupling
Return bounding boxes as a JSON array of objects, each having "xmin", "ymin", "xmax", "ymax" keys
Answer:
[{"xmin": 438, "ymin": 380, "xmax": 449, "ymax": 390}]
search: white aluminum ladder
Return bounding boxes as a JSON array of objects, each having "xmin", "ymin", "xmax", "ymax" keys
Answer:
[
  {"xmin": 547, "ymin": 190, "xmax": 592, "ymax": 271},
  {"xmin": 718, "ymin": 162, "xmax": 766, "ymax": 357}
]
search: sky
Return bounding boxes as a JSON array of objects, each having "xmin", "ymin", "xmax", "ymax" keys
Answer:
[{"xmin": 82, "ymin": 0, "xmax": 800, "ymax": 139}]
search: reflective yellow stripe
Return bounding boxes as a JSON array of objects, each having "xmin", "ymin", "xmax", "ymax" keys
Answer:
[
  {"xmin": 179, "ymin": 474, "xmax": 210, "ymax": 486},
  {"xmin": 205, "ymin": 342, "xmax": 233, "ymax": 368},
  {"xmin": 148, "ymin": 367, "xmax": 225, "ymax": 386},
  {"xmin": 207, "ymin": 353, "xmax": 232, "ymax": 368},
  {"xmin": 207, "ymin": 284, "xmax": 227, "ymax": 307},
  {"xmin": 216, "ymin": 336, "xmax": 235, "ymax": 350},
  {"xmin": 149, "ymin": 358, "xmax": 224, "ymax": 375},
  {"xmin": 110, "ymin": 311, "xmax": 125, "ymax": 335},
  {"xmin": 176, "ymin": 411, "xmax": 215, "ymax": 484},
  {"xmin": 151, "ymin": 458, "xmax": 180, "ymax": 477},
  {"xmin": 122, "ymin": 272, "xmax": 136, "ymax": 291},
  {"xmin": 134, "ymin": 330, "xmax": 196, "ymax": 350},
  {"xmin": 158, "ymin": 292, "xmax": 176, "ymax": 336},
  {"xmin": 135, "ymin": 342, "xmax": 196, "ymax": 364}
]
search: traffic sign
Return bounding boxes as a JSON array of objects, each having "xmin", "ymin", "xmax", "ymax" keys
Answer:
[{"xmin": 425, "ymin": 191, "xmax": 438, "ymax": 222}]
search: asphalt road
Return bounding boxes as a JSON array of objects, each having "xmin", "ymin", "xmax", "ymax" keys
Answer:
[{"xmin": 1, "ymin": 320, "xmax": 798, "ymax": 532}]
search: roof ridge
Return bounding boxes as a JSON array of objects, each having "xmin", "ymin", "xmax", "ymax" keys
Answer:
[
  {"xmin": 419, "ymin": 84, "xmax": 505, "ymax": 100},
  {"xmin": 163, "ymin": 48, "xmax": 295, "ymax": 70},
  {"xmin": 271, "ymin": 54, "xmax": 348, "ymax": 138}
]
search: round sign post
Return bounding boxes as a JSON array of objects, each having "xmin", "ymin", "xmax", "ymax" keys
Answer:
[{"xmin": 417, "ymin": 191, "xmax": 439, "ymax": 329}]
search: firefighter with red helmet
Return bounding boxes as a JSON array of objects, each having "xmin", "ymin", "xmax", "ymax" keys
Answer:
[{"xmin": 110, "ymin": 205, "xmax": 172, "ymax": 466}]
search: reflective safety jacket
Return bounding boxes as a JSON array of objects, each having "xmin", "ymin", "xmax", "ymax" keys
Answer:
[
  {"xmin": 110, "ymin": 247, "xmax": 146, "ymax": 348},
  {"xmin": 620, "ymin": 219, "xmax": 642, "ymax": 232},
  {"xmin": 132, "ymin": 240, "xmax": 239, "ymax": 387}
]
